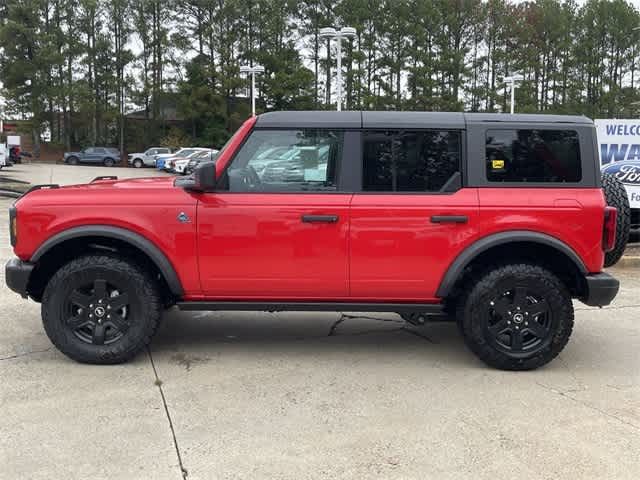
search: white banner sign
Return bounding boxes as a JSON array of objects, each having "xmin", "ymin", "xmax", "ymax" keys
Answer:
[{"xmin": 595, "ymin": 119, "xmax": 640, "ymax": 208}]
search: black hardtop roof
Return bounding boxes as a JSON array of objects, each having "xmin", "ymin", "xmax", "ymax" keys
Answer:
[{"xmin": 255, "ymin": 111, "xmax": 593, "ymax": 129}]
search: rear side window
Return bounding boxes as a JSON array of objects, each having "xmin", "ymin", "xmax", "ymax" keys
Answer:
[
  {"xmin": 486, "ymin": 129, "xmax": 581, "ymax": 183},
  {"xmin": 362, "ymin": 130, "xmax": 461, "ymax": 192}
]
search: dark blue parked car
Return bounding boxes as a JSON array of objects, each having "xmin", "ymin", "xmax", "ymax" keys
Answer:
[{"xmin": 64, "ymin": 147, "xmax": 121, "ymax": 167}]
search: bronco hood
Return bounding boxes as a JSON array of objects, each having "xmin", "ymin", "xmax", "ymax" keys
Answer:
[{"xmin": 16, "ymin": 175, "xmax": 193, "ymax": 208}]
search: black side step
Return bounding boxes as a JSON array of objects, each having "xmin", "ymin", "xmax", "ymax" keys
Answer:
[{"xmin": 176, "ymin": 301, "xmax": 445, "ymax": 314}]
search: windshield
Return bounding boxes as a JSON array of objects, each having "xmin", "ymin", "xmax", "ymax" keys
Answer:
[{"xmin": 177, "ymin": 149, "xmax": 197, "ymax": 157}]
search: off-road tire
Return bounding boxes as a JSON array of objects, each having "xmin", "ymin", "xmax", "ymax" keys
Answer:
[
  {"xmin": 457, "ymin": 263, "xmax": 573, "ymax": 371},
  {"xmin": 103, "ymin": 157, "xmax": 115, "ymax": 167},
  {"xmin": 42, "ymin": 254, "xmax": 162, "ymax": 364},
  {"xmin": 602, "ymin": 172, "xmax": 630, "ymax": 267},
  {"xmin": 133, "ymin": 158, "xmax": 143, "ymax": 168}
]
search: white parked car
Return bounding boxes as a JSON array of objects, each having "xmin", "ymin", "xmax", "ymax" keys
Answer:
[
  {"xmin": 128, "ymin": 147, "xmax": 172, "ymax": 168},
  {"xmin": 164, "ymin": 148, "xmax": 213, "ymax": 173}
]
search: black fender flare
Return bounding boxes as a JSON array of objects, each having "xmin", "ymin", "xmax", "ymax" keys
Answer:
[
  {"xmin": 31, "ymin": 225, "xmax": 184, "ymax": 296},
  {"xmin": 436, "ymin": 231, "xmax": 587, "ymax": 298}
]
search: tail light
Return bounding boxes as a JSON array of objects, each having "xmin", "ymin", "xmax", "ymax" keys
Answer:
[
  {"xmin": 603, "ymin": 206, "xmax": 617, "ymax": 252},
  {"xmin": 9, "ymin": 206, "xmax": 17, "ymax": 246}
]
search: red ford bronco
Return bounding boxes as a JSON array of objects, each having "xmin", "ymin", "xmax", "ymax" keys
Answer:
[{"xmin": 5, "ymin": 112, "xmax": 621, "ymax": 370}]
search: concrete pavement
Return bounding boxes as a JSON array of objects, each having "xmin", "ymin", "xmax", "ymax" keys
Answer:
[{"xmin": 0, "ymin": 165, "xmax": 638, "ymax": 479}]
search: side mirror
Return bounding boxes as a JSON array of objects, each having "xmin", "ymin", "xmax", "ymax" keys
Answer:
[{"xmin": 190, "ymin": 161, "xmax": 217, "ymax": 192}]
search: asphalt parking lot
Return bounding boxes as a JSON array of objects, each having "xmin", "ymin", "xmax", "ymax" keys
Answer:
[{"xmin": 1, "ymin": 164, "xmax": 639, "ymax": 479}]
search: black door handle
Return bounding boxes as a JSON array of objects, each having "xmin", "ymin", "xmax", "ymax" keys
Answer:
[
  {"xmin": 301, "ymin": 215, "xmax": 339, "ymax": 223},
  {"xmin": 431, "ymin": 215, "xmax": 468, "ymax": 224}
]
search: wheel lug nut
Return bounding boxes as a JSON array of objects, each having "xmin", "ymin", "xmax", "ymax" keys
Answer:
[
  {"xmin": 107, "ymin": 314, "xmax": 111, "ymax": 319},
  {"xmin": 107, "ymin": 305, "xmax": 111, "ymax": 310},
  {"xmin": 98, "ymin": 299, "xmax": 103, "ymax": 304},
  {"xmin": 89, "ymin": 314, "xmax": 93, "ymax": 318},
  {"xmin": 78, "ymin": 308, "xmax": 83, "ymax": 314},
  {"xmin": 515, "ymin": 326, "xmax": 519, "ymax": 330},
  {"xmin": 525, "ymin": 322, "xmax": 528, "ymax": 326},
  {"xmin": 89, "ymin": 304, "xmax": 93, "ymax": 308}
]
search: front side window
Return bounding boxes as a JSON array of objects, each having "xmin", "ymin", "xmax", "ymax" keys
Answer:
[
  {"xmin": 362, "ymin": 130, "xmax": 461, "ymax": 192},
  {"xmin": 486, "ymin": 129, "xmax": 581, "ymax": 183},
  {"xmin": 221, "ymin": 129, "xmax": 342, "ymax": 192}
]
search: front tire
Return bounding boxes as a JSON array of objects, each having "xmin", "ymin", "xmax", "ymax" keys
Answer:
[
  {"xmin": 133, "ymin": 158, "xmax": 143, "ymax": 168},
  {"xmin": 457, "ymin": 263, "xmax": 573, "ymax": 371},
  {"xmin": 42, "ymin": 255, "xmax": 162, "ymax": 364},
  {"xmin": 67, "ymin": 156, "xmax": 79, "ymax": 165}
]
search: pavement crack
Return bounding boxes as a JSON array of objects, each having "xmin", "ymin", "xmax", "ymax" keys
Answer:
[
  {"xmin": 536, "ymin": 381, "xmax": 640, "ymax": 433},
  {"xmin": 329, "ymin": 313, "xmax": 405, "ymax": 336},
  {"xmin": 148, "ymin": 348, "xmax": 189, "ymax": 479},
  {"xmin": 402, "ymin": 327, "xmax": 438, "ymax": 344},
  {"xmin": 341, "ymin": 313, "xmax": 405, "ymax": 324},
  {"xmin": 328, "ymin": 314, "xmax": 348, "ymax": 336},
  {"xmin": 0, "ymin": 347, "xmax": 52, "ymax": 361}
]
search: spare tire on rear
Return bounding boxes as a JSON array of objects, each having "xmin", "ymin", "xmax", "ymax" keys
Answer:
[{"xmin": 602, "ymin": 172, "xmax": 631, "ymax": 267}]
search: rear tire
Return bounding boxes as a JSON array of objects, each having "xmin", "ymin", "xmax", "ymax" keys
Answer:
[
  {"xmin": 42, "ymin": 254, "xmax": 162, "ymax": 364},
  {"xmin": 103, "ymin": 157, "xmax": 115, "ymax": 167},
  {"xmin": 602, "ymin": 173, "xmax": 631, "ymax": 267},
  {"xmin": 457, "ymin": 263, "xmax": 573, "ymax": 371}
]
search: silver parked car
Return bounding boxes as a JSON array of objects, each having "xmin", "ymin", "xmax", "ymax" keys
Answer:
[{"xmin": 128, "ymin": 147, "xmax": 172, "ymax": 168}]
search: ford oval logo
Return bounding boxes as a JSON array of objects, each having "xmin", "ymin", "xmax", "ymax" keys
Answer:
[{"xmin": 602, "ymin": 161, "xmax": 640, "ymax": 185}]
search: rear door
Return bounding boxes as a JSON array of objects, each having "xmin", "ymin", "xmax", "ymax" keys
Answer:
[
  {"xmin": 350, "ymin": 129, "xmax": 479, "ymax": 301},
  {"xmin": 197, "ymin": 128, "xmax": 355, "ymax": 298}
]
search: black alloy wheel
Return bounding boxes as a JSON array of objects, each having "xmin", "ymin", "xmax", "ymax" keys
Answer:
[
  {"xmin": 64, "ymin": 278, "xmax": 131, "ymax": 346},
  {"xmin": 484, "ymin": 285, "xmax": 552, "ymax": 355}
]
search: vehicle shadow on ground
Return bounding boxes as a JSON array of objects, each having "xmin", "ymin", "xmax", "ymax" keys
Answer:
[{"xmin": 150, "ymin": 308, "xmax": 482, "ymax": 369}]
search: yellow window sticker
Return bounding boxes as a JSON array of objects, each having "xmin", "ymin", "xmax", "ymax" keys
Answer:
[{"xmin": 492, "ymin": 159, "xmax": 505, "ymax": 170}]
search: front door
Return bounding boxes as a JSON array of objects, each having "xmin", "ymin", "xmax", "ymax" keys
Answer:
[
  {"xmin": 349, "ymin": 129, "xmax": 479, "ymax": 301},
  {"xmin": 197, "ymin": 128, "xmax": 352, "ymax": 299}
]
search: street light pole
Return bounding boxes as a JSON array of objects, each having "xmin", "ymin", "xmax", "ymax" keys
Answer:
[
  {"xmin": 319, "ymin": 26, "xmax": 357, "ymax": 111},
  {"xmin": 504, "ymin": 73, "xmax": 523, "ymax": 114},
  {"xmin": 239, "ymin": 65, "xmax": 265, "ymax": 116}
]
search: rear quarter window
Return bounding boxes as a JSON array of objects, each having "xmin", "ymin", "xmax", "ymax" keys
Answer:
[{"xmin": 486, "ymin": 129, "xmax": 581, "ymax": 183}]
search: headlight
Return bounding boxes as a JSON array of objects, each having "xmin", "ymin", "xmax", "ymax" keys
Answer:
[{"xmin": 9, "ymin": 206, "xmax": 17, "ymax": 246}]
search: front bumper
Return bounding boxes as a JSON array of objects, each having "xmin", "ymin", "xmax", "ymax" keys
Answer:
[
  {"xmin": 5, "ymin": 258, "xmax": 34, "ymax": 298},
  {"xmin": 581, "ymin": 272, "xmax": 619, "ymax": 307}
]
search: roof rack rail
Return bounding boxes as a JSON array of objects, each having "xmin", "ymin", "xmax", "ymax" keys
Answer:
[
  {"xmin": 91, "ymin": 176, "xmax": 118, "ymax": 182},
  {"xmin": 23, "ymin": 184, "xmax": 59, "ymax": 195}
]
